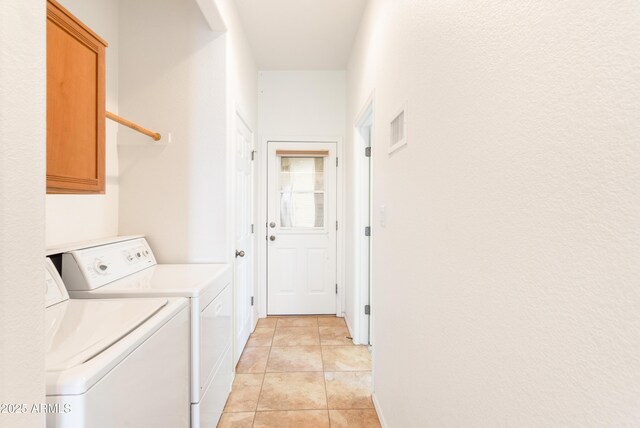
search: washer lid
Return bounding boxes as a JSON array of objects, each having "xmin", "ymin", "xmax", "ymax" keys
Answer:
[
  {"xmin": 72, "ymin": 264, "xmax": 231, "ymax": 298},
  {"xmin": 46, "ymin": 298, "xmax": 168, "ymax": 372}
]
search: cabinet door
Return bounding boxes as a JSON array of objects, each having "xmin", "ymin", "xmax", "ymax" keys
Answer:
[{"xmin": 46, "ymin": 0, "xmax": 108, "ymax": 194}]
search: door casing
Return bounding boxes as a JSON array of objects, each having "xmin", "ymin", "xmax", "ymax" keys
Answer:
[
  {"xmin": 352, "ymin": 96, "xmax": 375, "ymax": 345},
  {"xmin": 256, "ymin": 136, "xmax": 345, "ymax": 318}
]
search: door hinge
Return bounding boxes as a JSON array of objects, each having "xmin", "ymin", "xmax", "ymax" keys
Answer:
[
  {"xmin": 336, "ymin": 221, "xmax": 339, "ymax": 231},
  {"xmin": 364, "ymin": 304, "xmax": 370, "ymax": 315},
  {"xmin": 251, "ymin": 224, "xmax": 254, "ymax": 234},
  {"xmin": 336, "ymin": 284, "xmax": 338, "ymax": 294},
  {"xmin": 251, "ymin": 296, "xmax": 254, "ymax": 306},
  {"xmin": 365, "ymin": 147, "xmax": 371, "ymax": 157},
  {"xmin": 365, "ymin": 226, "xmax": 371, "ymax": 237},
  {"xmin": 251, "ymin": 150, "xmax": 256, "ymax": 161},
  {"xmin": 336, "ymin": 157, "xmax": 339, "ymax": 167}
]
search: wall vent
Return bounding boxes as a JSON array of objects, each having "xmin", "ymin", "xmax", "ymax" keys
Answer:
[{"xmin": 389, "ymin": 103, "xmax": 407, "ymax": 154}]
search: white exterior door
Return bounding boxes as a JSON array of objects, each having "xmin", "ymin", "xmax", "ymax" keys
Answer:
[
  {"xmin": 267, "ymin": 142, "xmax": 337, "ymax": 315},
  {"xmin": 234, "ymin": 115, "xmax": 254, "ymax": 361}
]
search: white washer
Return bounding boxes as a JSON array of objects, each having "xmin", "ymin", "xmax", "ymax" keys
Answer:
[
  {"xmin": 60, "ymin": 237, "xmax": 233, "ymax": 428},
  {"xmin": 45, "ymin": 258, "xmax": 190, "ymax": 428}
]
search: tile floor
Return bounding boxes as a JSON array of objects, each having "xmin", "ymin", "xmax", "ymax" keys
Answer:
[{"xmin": 217, "ymin": 316, "xmax": 381, "ymax": 428}]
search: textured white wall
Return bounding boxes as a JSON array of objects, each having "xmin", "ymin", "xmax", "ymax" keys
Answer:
[
  {"xmin": 0, "ymin": 1, "xmax": 46, "ymax": 427},
  {"xmin": 45, "ymin": 0, "xmax": 120, "ymax": 247},
  {"xmin": 258, "ymin": 71, "xmax": 346, "ymax": 137},
  {"xmin": 256, "ymin": 71, "xmax": 346, "ymax": 318},
  {"xmin": 118, "ymin": 0, "xmax": 227, "ymax": 263},
  {"xmin": 347, "ymin": 1, "xmax": 640, "ymax": 426},
  {"xmin": 214, "ymin": 0, "xmax": 258, "ymax": 260},
  {"xmin": 118, "ymin": 0, "xmax": 257, "ymax": 264}
]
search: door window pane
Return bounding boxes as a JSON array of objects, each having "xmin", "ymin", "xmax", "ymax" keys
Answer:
[
  {"xmin": 279, "ymin": 156, "xmax": 325, "ymax": 228},
  {"xmin": 280, "ymin": 193, "xmax": 324, "ymax": 228},
  {"xmin": 280, "ymin": 157, "xmax": 324, "ymax": 191}
]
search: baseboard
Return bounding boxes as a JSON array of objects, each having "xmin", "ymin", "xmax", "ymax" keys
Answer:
[
  {"xmin": 372, "ymin": 392, "xmax": 389, "ymax": 428},
  {"xmin": 344, "ymin": 314, "xmax": 356, "ymax": 343}
]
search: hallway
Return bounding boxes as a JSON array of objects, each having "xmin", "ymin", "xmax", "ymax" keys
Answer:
[
  {"xmin": 2, "ymin": 1, "xmax": 639, "ymax": 427},
  {"xmin": 218, "ymin": 316, "xmax": 380, "ymax": 427}
]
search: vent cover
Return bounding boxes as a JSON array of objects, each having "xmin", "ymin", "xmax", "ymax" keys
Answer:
[{"xmin": 389, "ymin": 103, "xmax": 407, "ymax": 154}]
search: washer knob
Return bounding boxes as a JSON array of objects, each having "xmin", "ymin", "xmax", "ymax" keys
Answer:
[{"xmin": 94, "ymin": 259, "xmax": 109, "ymax": 274}]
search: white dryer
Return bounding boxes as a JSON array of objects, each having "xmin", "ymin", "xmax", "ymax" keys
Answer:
[
  {"xmin": 45, "ymin": 258, "xmax": 190, "ymax": 428},
  {"xmin": 60, "ymin": 237, "xmax": 233, "ymax": 428}
]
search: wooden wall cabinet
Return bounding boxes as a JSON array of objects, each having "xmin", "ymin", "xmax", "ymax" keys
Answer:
[{"xmin": 46, "ymin": 0, "xmax": 108, "ymax": 194}]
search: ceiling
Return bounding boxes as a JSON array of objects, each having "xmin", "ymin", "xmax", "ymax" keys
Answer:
[{"xmin": 234, "ymin": 0, "xmax": 368, "ymax": 70}]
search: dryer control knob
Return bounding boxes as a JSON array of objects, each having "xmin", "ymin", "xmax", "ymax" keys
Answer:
[{"xmin": 94, "ymin": 259, "xmax": 109, "ymax": 275}]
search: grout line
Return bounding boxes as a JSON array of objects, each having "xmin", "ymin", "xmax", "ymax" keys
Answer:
[
  {"xmin": 254, "ymin": 405, "xmax": 334, "ymax": 411},
  {"xmin": 252, "ymin": 332, "xmax": 272, "ymax": 428},
  {"xmin": 318, "ymin": 316, "xmax": 332, "ymax": 427},
  {"xmin": 242, "ymin": 316, "xmax": 353, "ymax": 426}
]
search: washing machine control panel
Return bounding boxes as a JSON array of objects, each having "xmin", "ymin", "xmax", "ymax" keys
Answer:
[{"xmin": 62, "ymin": 238, "xmax": 157, "ymax": 291}]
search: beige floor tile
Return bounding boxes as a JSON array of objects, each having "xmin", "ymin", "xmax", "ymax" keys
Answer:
[
  {"xmin": 247, "ymin": 328, "xmax": 275, "ymax": 347},
  {"xmin": 231, "ymin": 312, "xmax": 376, "ymax": 427},
  {"xmin": 272, "ymin": 326, "xmax": 320, "ymax": 346},
  {"xmin": 253, "ymin": 410, "xmax": 330, "ymax": 428},
  {"xmin": 256, "ymin": 318, "xmax": 278, "ymax": 329},
  {"xmin": 321, "ymin": 346, "xmax": 371, "ymax": 371},
  {"xmin": 276, "ymin": 316, "xmax": 318, "ymax": 328},
  {"xmin": 329, "ymin": 409, "xmax": 381, "ymax": 428},
  {"xmin": 319, "ymin": 325, "xmax": 354, "ymax": 346},
  {"xmin": 224, "ymin": 374, "xmax": 264, "ymax": 412},
  {"xmin": 267, "ymin": 346, "xmax": 323, "ymax": 372},
  {"xmin": 236, "ymin": 347, "xmax": 270, "ymax": 373},
  {"xmin": 216, "ymin": 412, "xmax": 255, "ymax": 428},
  {"xmin": 317, "ymin": 316, "xmax": 347, "ymax": 327},
  {"xmin": 324, "ymin": 372, "xmax": 373, "ymax": 409},
  {"xmin": 257, "ymin": 372, "xmax": 327, "ymax": 411}
]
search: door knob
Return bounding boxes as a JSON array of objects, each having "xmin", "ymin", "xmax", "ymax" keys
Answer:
[
  {"xmin": 235, "ymin": 250, "xmax": 245, "ymax": 258},
  {"xmin": 269, "ymin": 235, "xmax": 276, "ymax": 241},
  {"xmin": 269, "ymin": 222, "xmax": 276, "ymax": 228}
]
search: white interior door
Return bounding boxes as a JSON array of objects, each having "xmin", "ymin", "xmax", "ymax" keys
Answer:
[
  {"xmin": 234, "ymin": 115, "xmax": 254, "ymax": 361},
  {"xmin": 267, "ymin": 142, "xmax": 337, "ymax": 315}
]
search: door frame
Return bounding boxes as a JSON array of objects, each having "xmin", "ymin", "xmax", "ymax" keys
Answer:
[
  {"xmin": 352, "ymin": 96, "xmax": 375, "ymax": 345},
  {"xmin": 256, "ymin": 136, "xmax": 345, "ymax": 318}
]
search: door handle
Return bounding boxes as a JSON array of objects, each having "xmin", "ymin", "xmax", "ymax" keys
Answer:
[
  {"xmin": 235, "ymin": 250, "xmax": 245, "ymax": 258},
  {"xmin": 269, "ymin": 235, "xmax": 276, "ymax": 242}
]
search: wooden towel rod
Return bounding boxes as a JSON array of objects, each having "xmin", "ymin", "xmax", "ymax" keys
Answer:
[{"xmin": 106, "ymin": 111, "xmax": 161, "ymax": 141}]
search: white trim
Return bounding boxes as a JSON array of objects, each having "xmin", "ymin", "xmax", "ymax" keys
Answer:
[
  {"xmin": 246, "ymin": 116, "xmax": 260, "ymax": 332},
  {"xmin": 355, "ymin": 90, "xmax": 376, "ymax": 130},
  {"xmin": 226, "ymin": 102, "xmax": 235, "ymax": 361},
  {"xmin": 372, "ymin": 392, "xmax": 389, "ymax": 428},
  {"xmin": 256, "ymin": 135, "xmax": 344, "ymax": 318},
  {"xmin": 235, "ymin": 106, "xmax": 252, "ymax": 132},
  {"xmin": 352, "ymin": 94, "xmax": 375, "ymax": 345},
  {"xmin": 344, "ymin": 312, "xmax": 356, "ymax": 342},
  {"xmin": 388, "ymin": 101, "xmax": 408, "ymax": 155},
  {"xmin": 250, "ymin": 132, "xmax": 258, "ymax": 332}
]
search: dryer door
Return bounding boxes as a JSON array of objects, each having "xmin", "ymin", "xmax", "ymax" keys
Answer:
[{"xmin": 199, "ymin": 285, "xmax": 232, "ymax": 392}]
